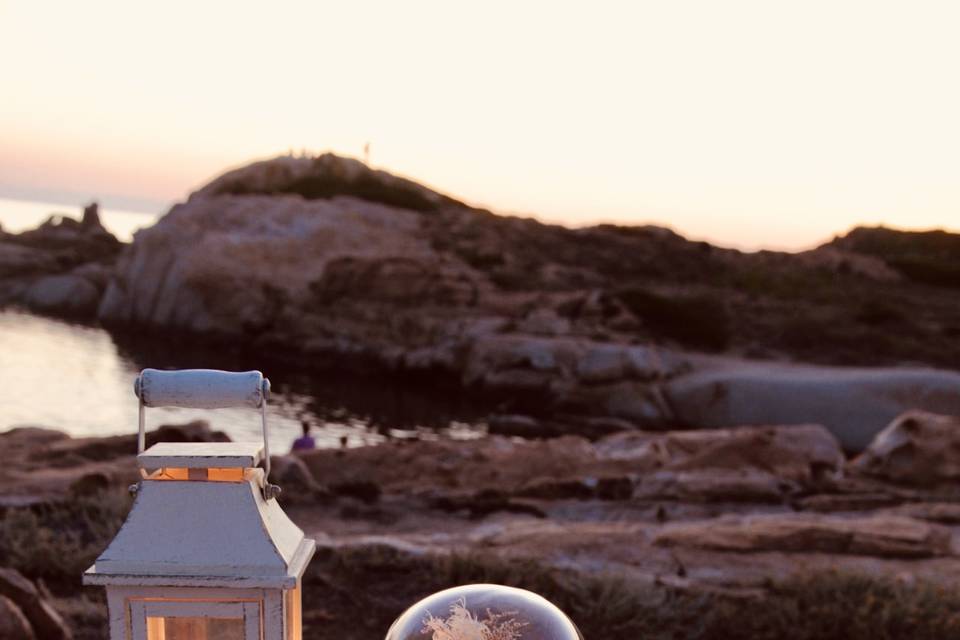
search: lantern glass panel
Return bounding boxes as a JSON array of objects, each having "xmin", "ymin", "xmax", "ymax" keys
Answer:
[
  {"xmin": 284, "ymin": 585, "xmax": 302, "ymax": 640},
  {"xmin": 131, "ymin": 599, "xmax": 260, "ymax": 640},
  {"xmin": 146, "ymin": 616, "xmax": 244, "ymax": 640},
  {"xmin": 148, "ymin": 468, "xmax": 247, "ymax": 482}
]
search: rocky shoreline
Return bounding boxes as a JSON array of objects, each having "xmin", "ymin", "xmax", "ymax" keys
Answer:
[
  {"xmin": 0, "ymin": 203, "xmax": 121, "ymax": 318},
  {"xmin": 2, "ymin": 154, "xmax": 960, "ymax": 451},
  {"xmin": 5, "ymin": 411, "xmax": 960, "ymax": 638}
]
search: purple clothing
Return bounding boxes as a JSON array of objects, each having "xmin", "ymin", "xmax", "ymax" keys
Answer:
[{"xmin": 292, "ymin": 435, "xmax": 316, "ymax": 451}]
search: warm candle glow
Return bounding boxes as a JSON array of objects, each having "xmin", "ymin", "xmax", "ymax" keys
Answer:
[
  {"xmin": 148, "ymin": 468, "xmax": 246, "ymax": 482},
  {"xmin": 146, "ymin": 616, "xmax": 245, "ymax": 640}
]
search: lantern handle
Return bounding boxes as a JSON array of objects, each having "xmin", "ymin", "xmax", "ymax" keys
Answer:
[{"xmin": 134, "ymin": 369, "xmax": 281, "ymax": 501}]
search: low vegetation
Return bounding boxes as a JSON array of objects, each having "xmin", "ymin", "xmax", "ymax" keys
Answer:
[
  {"xmin": 303, "ymin": 545, "xmax": 960, "ymax": 640},
  {"xmin": 0, "ymin": 488, "xmax": 131, "ymax": 590},
  {"xmin": 5, "ymin": 492, "xmax": 960, "ymax": 639},
  {"xmin": 831, "ymin": 226, "xmax": 960, "ymax": 289},
  {"xmin": 210, "ymin": 155, "xmax": 464, "ymax": 213},
  {"xmin": 615, "ymin": 287, "xmax": 731, "ymax": 351}
]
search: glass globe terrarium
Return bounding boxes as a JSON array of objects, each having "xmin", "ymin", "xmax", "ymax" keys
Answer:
[{"xmin": 385, "ymin": 584, "xmax": 583, "ymax": 640}]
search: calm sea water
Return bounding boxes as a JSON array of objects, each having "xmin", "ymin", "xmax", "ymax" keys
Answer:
[{"xmin": 0, "ymin": 199, "xmax": 487, "ymax": 451}]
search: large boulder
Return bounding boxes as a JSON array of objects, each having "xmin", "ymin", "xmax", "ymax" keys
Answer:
[
  {"xmin": 653, "ymin": 513, "xmax": 953, "ymax": 558},
  {"xmin": 269, "ymin": 454, "xmax": 327, "ymax": 504},
  {"xmin": 0, "ymin": 596, "xmax": 34, "ymax": 640},
  {"xmin": 0, "ymin": 568, "xmax": 71, "ymax": 640},
  {"xmin": 0, "ymin": 244, "xmax": 59, "ymax": 279},
  {"xmin": 10, "ymin": 203, "xmax": 121, "ymax": 260},
  {"xmin": 596, "ymin": 424, "xmax": 844, "ymax": 482},
  {"xmin": 98, "ymin": 193, "xmax": 441, "ymax": 334},
  {"xmin": 849, "ymin": 411, "xmax": 960, "ymax": 486},
  {"xmin": 0, "ymin": 202, "xmax": 122, "ymax": 317},
  {"xmin": 23, "ymin": 274, "xmax": 100, "ymax": 316},
  {"xmin": 596, "ymin": 424, "xmax": 844, "ymax": 501},
  {"xmin": 666, "ymin": 364, "xmax": 960, "ymax": 451}
]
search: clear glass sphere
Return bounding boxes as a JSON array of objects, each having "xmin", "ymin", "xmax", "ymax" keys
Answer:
[{"xmin": 385, "ymin": 583, "xmax": 583, "ymax": 640}]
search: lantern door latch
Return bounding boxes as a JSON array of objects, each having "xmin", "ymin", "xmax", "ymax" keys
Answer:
[{"xmin": 133, "ymin": 368, "xmax": 282, "ymax": 501}]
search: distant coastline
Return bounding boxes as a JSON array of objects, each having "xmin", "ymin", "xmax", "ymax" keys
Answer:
[{"xmin": 0, "ymin": 196, "xmax": 160, "ymax": 242}]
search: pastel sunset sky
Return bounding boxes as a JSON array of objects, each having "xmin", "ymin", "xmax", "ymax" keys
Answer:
[{"xmin": 2, "ymin": 0, "xmax": 958, "ymax": 250}]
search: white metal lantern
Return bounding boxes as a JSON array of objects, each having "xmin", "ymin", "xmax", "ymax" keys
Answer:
[{"xmin": 84, "ymin": 368, "xmax": 315, "ymax": 640}]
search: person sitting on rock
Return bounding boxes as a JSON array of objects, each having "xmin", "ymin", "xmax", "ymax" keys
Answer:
[{"xmin": 292, "ymin": 420, "xmax": 316, "ymax": 452}]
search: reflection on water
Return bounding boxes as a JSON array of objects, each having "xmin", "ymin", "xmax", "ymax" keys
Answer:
[{"xmin": 0, "ymin": 310, "xmax": 488, "ymax": 451}]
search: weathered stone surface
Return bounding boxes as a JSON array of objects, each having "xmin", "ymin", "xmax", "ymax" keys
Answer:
[
  {"xmin": 0, "ymin": 568, "xmax": 71, "ymax": 640},
  {"xmin": 653, "ymin": 513, "xmax": 954, "ymax": 558},
  {"xmin": 596, "ymin": 425, "xmax": 844, "ymax": 502},
  {"xmin": 270, "ymin": 454, "xmax": 327, "ymax": 504},
  {"xmin": 576, "ymin": 344, "xmax": 631, "ymax": 383},
  {"xmin": 72, "ymin": 154, "xmax": 960, "ymax": 442},
  {"xmin": 487, "ymin": 414, "xmax": 560, "ymax": 439},
  {"xmin": 68, "ymin": 471, "xmax": 111, "ymax": 497},
  {"xmin": 11, "ymin": 419, "xmax": 960, "ymax": 634},
  {"xmin": 887, "ymin": 502, "xmax": 960, "ymax": 524},
  {"xmin": 595, "ymin": 424, "xmax": 844, "ymax": 483},
  {"xmin": 850, "ymin": 411, "xmax": 960, "ymax": 486},
  {"xmin": 98, "ymin": 192, "xmax": 440, "ymax": 334},
  {"xmin": 0, "ymin": 244, "xmax": 59, "ymax": 279},
  {"xmin": 40, "ymin": 420, "xmax": 227, "ymax": 463},
  {"xmin": 666, "ymin": 364, "xmax": 960, "ymax": 451},
  {"xmin": 0, "ymin": 201, "xmax": 122, "ymax": 318},
  {"xmin": 0, "ymin": 422, "xmax": 227, "ymax": 501},
  {"xmin": 515, "ymin": 308, "xmax": 571, "ymax": 336},
  {"xmin": 0, "ymin": 595, "xmax": 34, "ymax": 640},
  {"xmin": 794, "ymin": 492, "xmax": 904, "ymax": 513},
  {"xmin": 293, "ymin": 424, "xmax": 847, "ymax": 510},
  {"xmin": 9, "ymin": 205, "xmax": 120, "ymax": 260},
  {"xmin": 23, "ymin": 274, "xmax": 100, "ymax": 316},
  {"xmin": 298, "ymin": 434, "xmax": 600, "ymax": 496},
  {"xmin": 313, "ymin": 256, "xmax": 478, "ymax": 307},
  {"xmin": 635, "ymin": 470, "xmax": 795, "ymax": 502}
]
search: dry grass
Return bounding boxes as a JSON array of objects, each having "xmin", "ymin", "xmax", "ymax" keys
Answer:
[
  {"xmin": 8, "ymin": 496, "xmax": 960, "ymax": 639},
  {"xmin": 302, "ymin": 545, "xmax": 960, "ymax": 640},
  {"xmin": 0, "ymin": 488, "xmax": 131, "ymax": 590}
]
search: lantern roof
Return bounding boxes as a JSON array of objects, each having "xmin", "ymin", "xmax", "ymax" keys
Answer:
[
  {"xmin": 138, "ymin": 442, "xmax": 264, "ymax": 469},
  {"xmin": 83, "ymin": 476, "xmax": 315, "ymax": 589}
]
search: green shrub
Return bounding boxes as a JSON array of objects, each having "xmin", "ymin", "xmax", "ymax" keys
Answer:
[{"xmin": 616, "ymin": 287, "xmax": 731, "ymax": 350}]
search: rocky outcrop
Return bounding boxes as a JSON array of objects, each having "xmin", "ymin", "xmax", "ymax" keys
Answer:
[
  {"xmin": 10, "ymin": 416, "xmax": 960, "ymax": 638},
  {"xmin": 652, "ymin": 513, "xmax": 953, "ymax": 558},
  {"xmin": 294, "ymin": 423, "xmax": 845, "ymax": 506},
  {"xmin": 601, "ymin": 424, "xmax": 844, "ymax": 501},
  {"xmin": 4, "ymin": 203, "xmax": 121, "ymax": 266},
  {"xmin": 195, "ymin": 153, "xmax": 465, "ymax": 213},
  {"xmin": 270, "ymin": 455, "xmax": 327, "ymax": 504},
  {"xmin": 0, "ymin": 203, "xmax": 122, "ymax": 318},
  {"xmin": 825, "ymin": 225, "xmax": 960, "ymax": 289},
  {"xmin": 0, "ymin": 595, "xmax": 34, "ymax": 640},
  {"xmin": 0, "ymin": 421, "xmax": 228, "ymax": 502},
  {"xmin": 98, "ymin": 192, "xmax": 446, "ymax": 334},
  {"xmin": 22, "ymin": 274, "xmax": 100, "ymax": 316},
  {"xmin": 0, "ymin": 568, "xmax": 71, "ymax": 640},
  {"xmin": 849, "ymin": 411, "xmax": 960, "ymax": 486},
  {"xmin": 83, "ymin": 154, "xmax": 960, "ymax": 444},
  {"xmin": 666, "ymin": 364, "xmax": 960, "ymax": 451}
]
